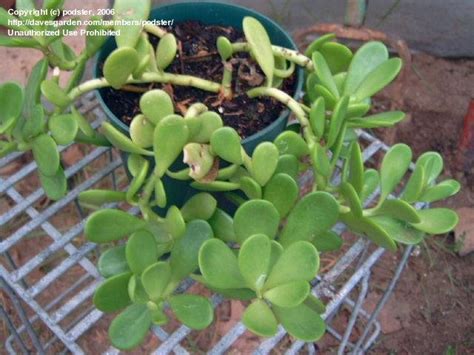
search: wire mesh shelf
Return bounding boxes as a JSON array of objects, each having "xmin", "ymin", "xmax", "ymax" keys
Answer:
[{"xmin": 1, "ymin": 93, "xmax": 415, "ymax": 354}]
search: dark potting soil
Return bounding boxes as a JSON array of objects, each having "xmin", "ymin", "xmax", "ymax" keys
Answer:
[{"xmin": 98, "ymin": 21, "xmax": 296, "ymax": 139}]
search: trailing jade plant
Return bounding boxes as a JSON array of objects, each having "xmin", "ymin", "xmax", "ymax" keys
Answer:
[{"xmin": 0, "ymin": 0, "xmax": 461, "ymax": 350}]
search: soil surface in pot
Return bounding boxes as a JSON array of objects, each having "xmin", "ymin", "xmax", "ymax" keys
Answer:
[{"xmin": 99, "ymin": 21, "xmax": 296, "ymax": 138}]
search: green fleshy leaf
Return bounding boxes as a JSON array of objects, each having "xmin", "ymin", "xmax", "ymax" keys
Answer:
[
  {"xmin": 327, "ymin": 95, "xmax": 349, "ymax": 148},
  {"xmin": 265, "ymin": 241, "xmax": 319, "ymax": 289},
  {"xmin": 126, "ymin": 154, "xmax": 146, "ymax": 177},
  {"xmin": 71, "ymin": 107, "xmax": 94, "ymax": 138},
  {"xmin": 273, "ymin": 303, "xmax": 326, "ymax": 342},
  {"xmin": 31, "ymin": 134, "xmax": 59, "ymax": 177},
  {"xmin": 264, "ymin": 280, "xmax": 310, "ymax": 307},
  {"xmin": 150, "ymin": 307, "xmax": 168, "ymax": 325},
  {"xmin": 0, "ymin": 82, "xmax": 23, "ymax": 129},
  {"xmin": 360, "ymin": 168, "xmax": 380, "ymax": 202},
  {"xmin": 251, "ymin": 142, "xmax": 279, "ymax": 186},
  {"xmin": 0, "ymin": 36, "xmax": 36, "ymax": 49},
  {"xmin": 417, "ymin": 152, "xmax": 443, "ymax": 185},
  {"xmin": 48, "ymin": 113, "xmax": 78, "ymax": 146},
  {"xmin": 319, "ymin": 41, "xmax": 353, "ymax": 74},
  {"xmin": 274, "ymin": 130, "xmax": 310, "ymax": 158},
  {"xmin": 380, "ymin": 143, "xmax": 412, "ymax": 202},
  {"xmin": 354, "ymin": 58, "xmax": 402, "ymax": 101},
  {"xmin": 103, "ymin": 47, "xmax": 138, "ymax": 89},
  {"xmin": 139, "ymin": 89, "xmax": 174, "ymax": 125},
  {"xmin": 169, "ymin": 294, "xmax": 213, "ymax": 330},
  {"xmin": 85, "ymin": 209, "xmax": 146, "ymax": 243},
  {"xmin": 343, "ymin": 41, "xmax": 388, "ymax": 96},
  {"xmin": 401, "ymin": 163, "xmax": 425, "ymax": 203},
  {"xmin": 38, "ymin": 166, "xmax": 67, "ymax": 200},
  {"xmin": 234, "ymin": 200, "xmax": 280, "ymax": 243},
  {"xmin": 126, "ymin": 158, "xmax": 149, "ymax": 202},
  {"xmin": 180, "ymin": 192, "xmax": 217, "ymax": 221},
  {"xmin": 411, "ymin": 208, "xmax": 459, "ymax": 234},
  {"xmin": 154, "ymin": 178, "xmax": 167, "ymax": 208},
  {"xmin": 242, "ymin": 299, "xmax": 278, "ymax": 337},
  {"xmin": 348, "ymin": 111, "xmax": 405, "ymax": 128},
  {"xmin": 165, "ymin": 206, "xmax": 185, "ymax": 239},
  {"xmin": 304, "ymin": 33, "xmax": 335, "ymax": 57},
  {"xmin": 340, "ymin": 212, "xmax": 397, "ymax": 251},
  {"xmin": 269, "ymin": 240, "xmax": 283, "ymax": 271},
  {"xmin": 85, "ymin": 15, "xmax": 108, "ymax": 57},
  {"xmin": 208, "ymin": 208, "xmax": 236, "ymax": 243},
  {"xmin": 419, "ymin": 179, "xmax": 460, "ymax": 203},
  {"xmin": 243, "ymin": 17, "xmax": 274, "ymax": 84},
  {"xmin": 156, "ymin": 33, "xmax": 177, "ymax": 70},
  {"xmin": 312, "ymin": 51, "xmax": 339, "ymax": 98},
  {"xmin": 93, "ymin": 272, "xmax": 132, "ymax": 313},
  {"xmin": 191, "ymin": 180, "xmax": 240, "ymax": 192},
  {"xmin": 279, "ymin": 192, "xmax": 339, "ymax": 247},
  {"xmin": 240, "ymin": 176, "xmax": 262, "ymax": 199},
  {"xmin": 21, "ymin": 104, "xmax": 45, "ymax": 139},
  {"xmin": 199, "ymin": 238, "xmax": 246, "ymax": 289},
  {"xmin": 191, "ymin": 275, "xmax": 256, "ymax": 300},
  {"xmin": 347, "ymin": 141, "xmax": 364, "ymax": 195},
  {"xmin": 154, "ymin": 114, "xmax": 189, "ymax": 176},
  {"xmin": 170, "ymin": 220, "xmax": 214, "ymax": 281},
  {"xmin": 101, "ymin": 122, "xmax": 152, "ymax": 156},
  {"xmin": 314, "ymin": 84, "xmax": 337, "ymax": 110},
  {"xmin": 217, "ymin": 164, "xmax": 239, "ymax": 180},
  {"xmin": 309, "ymin": 97, "xmax": 325, "ymax": 138},
  {"xmin": 370, "ymin": 216, "xmax": 424, "ymax": 245},
  {"xmin": 275, "ymin": 154, "xmax": 299, "ymax": 179},
  {"xmin": 113, "ymin": 0, "xmax": 150, "ymax": 48},
  {"xmin": 374, "ymin": 199, "xmax": 420, "ymax": 223},
  {"xmin": 79, "ymin": 189, "xmax": 126, "ymax": 208},
  {"xmin": 304, "ymin": 294, "xmax": 326, "ymax": 314},
  {"xmin": 312, "ymin": 143, "xmax": 330, "ymax": 177},
  {"xmin": 40, "ymin": 80, "xmax": 70, "ymax": 107},
  {"xmin": 23, "ymin": 59, "xmax": 48, "ymax": 120},
  {"xmin": 142, "ymin": 261, "xmax": 170, "ymax": 300},
  {"xmin": 109, "ymin": 304, "xmax": 151, "ymax": 350},
  {"xmin": 312, "ymin": 230, "xmax": 343, "ymax": 252},
  {"xmin": 333, "ymin": 72, "xmax": 347, "ymax": 93},
  {"xmin": 98, "ymin": 245, "xmax": 130, "ymax": 278},
  {"xmin": 210, "ymin": 127, "xmax": 242, "ymax": 164},
  {"xmin": 346, "ymin": 103, "xmax": 371, "ymax": 118},
  {"xmin": 263, "ymin": 173, "xmax": 298, "ymax": 218},
  {"xmin": 128, "ymin": 274, "xmax": 148, "ymax": 303},
  {"xmin": 217, "ymin": 36, "xmax": 233, "ymax": 60},
  {"xmin": 340, "ymin": 182, "xmax": 363, "ymax": 217},
  {"xmin": 238, "ymin": 234, "xmax": 272, "ymax": 290},
  {"xmin": 187, "ymin": 111, "xmax": 223, "ymax": 143},
  {"xmin": 126, "ymin": 230, "xmax": 157, "ymax": 274},
  {"xmin": 133, "ymin": 34, "xmax": 151, "ymax": 78},
  {"xmin": 130, "ymin": 114, "xmax": 154, "ymax": 148}
]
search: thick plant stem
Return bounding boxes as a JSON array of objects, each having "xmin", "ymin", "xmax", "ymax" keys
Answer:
[
  {"xmin": 247, "ymin": 87, "xmax": 316, "ymax": 144},
  {"xmin": 143, "ymin": 24, "xmax": 167, "ymax": 38},
  {"xmin": 139, "ymin": 175, "xmax": 162, "ymax": 223},
  {"xmin": 68, "ymin": 72, "xmax": 222, "ymax": 102},
  {"xmin": 220, "ymin": 61, "xmax": 233, "ymax": 99},
  {"xmin": 232, "ymin": 42, "xmax": 313, "ymax": 71}
]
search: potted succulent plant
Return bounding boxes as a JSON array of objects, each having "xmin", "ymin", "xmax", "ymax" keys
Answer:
[
  {"xmin": 92, "ymin": 1, "xmax": 304, "ymax": 209},
  {"xmin": 0, "ymin": 0, "xmax": 461, "ymax": 350}
]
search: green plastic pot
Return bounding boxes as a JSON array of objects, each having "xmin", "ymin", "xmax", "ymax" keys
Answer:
[{"xmin": 94, "ymin": 1, "xmax": 304, "ymax": 212}]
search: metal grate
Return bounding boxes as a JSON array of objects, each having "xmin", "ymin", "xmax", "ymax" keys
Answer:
[{"xmin": 1, "ymin": 94, "xmax": 416, "ymax": 354}]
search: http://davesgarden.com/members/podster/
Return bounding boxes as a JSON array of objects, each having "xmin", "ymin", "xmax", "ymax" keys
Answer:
[{"xmin": 5, "ymin": 9, "xmax": 174, "ymax": 38}]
